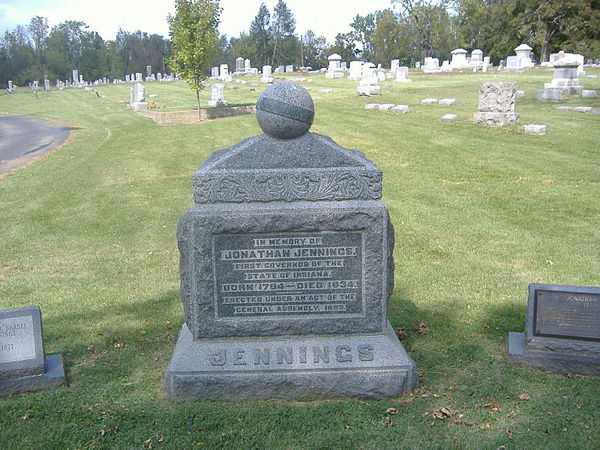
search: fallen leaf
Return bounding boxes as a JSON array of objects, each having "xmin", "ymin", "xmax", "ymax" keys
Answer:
[
  {"xmin": 484, "ymin": 399, "xmax": 501, "ymax": 412},
  {"xmin": 479, "ymin": 423, "xmax": 492, "ymax": 430},
  {"xmin": 385, "ymin": 408, "xmax": 398, "ymax": 415},
  {"xmin": 519, "ymin": 393, "xmax": 530, "ymax": 401},
  {"xmin": 433, "ymin": 407, "xmax": 456, "ymax": 419},
  {"xmin": 401, "ymin": 397, "xmax": 413, "ymax": 405},
  {"xmin": 113, "ymin": 342, "xmax": 126, "ymax": 349},
  {"xmin": 543, "ymin": 430, "xmax": 550, "ymax": 435},
  {"xmin": 416, "ymin": 322, "xmax": 429, "ymax": 335}
]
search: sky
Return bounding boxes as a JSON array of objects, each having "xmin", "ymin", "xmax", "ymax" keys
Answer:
[{"xmin": 0, "ymin": 0, "xmax": 396, "ymax": 44}]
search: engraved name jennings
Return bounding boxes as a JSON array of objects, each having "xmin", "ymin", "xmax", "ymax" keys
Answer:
[
  {"xmin": 208, "ymin": 343, "xmax": 375, "ymax": 366},
  {"xmin": 213, "ymin": 232, "xmax": 363, "ymax": 318}
]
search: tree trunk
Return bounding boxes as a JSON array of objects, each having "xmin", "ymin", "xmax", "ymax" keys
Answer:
[{"xmin": 196, "ymin": 89, "xmax": 201, "ymax": 122}]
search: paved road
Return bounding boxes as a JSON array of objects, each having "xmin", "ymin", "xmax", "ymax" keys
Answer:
[{"xmin": 0, "ymin": 114, "xmax": 71, "ymax": 176}]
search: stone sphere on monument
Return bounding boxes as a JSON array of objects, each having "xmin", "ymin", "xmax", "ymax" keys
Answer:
[{"xmin": 256, "ymin": 81, "xmax": 314, "ymax": 139}]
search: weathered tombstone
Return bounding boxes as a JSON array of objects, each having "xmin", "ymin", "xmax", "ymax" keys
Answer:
[
  {"xmin": 348, "ymin": 61, "xmax": 363, "ymax": 80},
  {"xmin": 1, "ymin": 306, "xmax": 66, "ymax": 397},
  {"xmin": 357, "ymin": 64, "xmax": 381, "ymax": 96},
  {"xmin": 130, "ymin": 82, "xmax": 147, "ymax": 111},
  {"xmin": 390, "ymin": 59, "xmax": 400, "ymax": 76},
  {"xmin": 244, "ymin": 59, "xmax": 251, "ymax": 73},
  {"xmin": 43, "ymin": 75, "xmax": 50, "ymax": 91},
  {"xmin": 524, "ymin": 124, "xmax": 547, "ymax": 135},
  {"xmin": 450, "ymin": 48, "xmax": 469, "ymax": 69},
  {"xmin": 79, "ymin": 74, "xmax": 84, "ymax": 85},
  {"xmin": 261, "ymin": 65, "xmax": 273, "ymax": 83},
  {"xmin": 514, "ymin": 43, "xmax": 534, "ymax": 68},
  {"xmin": 536, "ymin": 89, "xmax": 562, "ymax": 101},
  {"xmin": 423, "ymin": 57, "xmax": 440, "ymax": 73},
  {"xmin": 72, "ymin": 69, "xmax": 78, "ymax": 85},
  {"xmin": 235, "ymin": 57, "xmax": 244, "ymax": 73},
  {"xmin": 210, "ymin": 66, "xmax": 219, "ymax": 79},
  {"xmin": 505, "ymin": 56, "xmax": 519, "ymax": 71},
  {"xmin": 473, "ymin": 82, "xmax": 520, "ymax": 126},
  {"xmin": 509, "ymin": 284, "xmax": 600, "ymax": 375},
  {"xmin": 543, "ymin": 58, "xmax": 582, "ymax": 94},
  {"xmin": 285, "ymin": 64, "xmax": 294, "ymax": 73},
  {"xmin": 7, "ymin": 80, "xmax": 13, "ymax": 92},
  {"xmin": 394, "ymin": 66, "xmax": 411, "ymax": 83},
  {"xmin": 325, "ymin": 53, "xmax": 344, "ymax": 79},
  {"xmin": 207, "ymin": 83, "xmax": 227, "ymax": 107},
  {"xmin": 146, "ymin": 65, "xmax": 152, "ymax": 78},
  {"xmin": 135, "ymin": 72, "xmax": 143, "ymax": 82},
  {"xmin": 164, "ymin": 82, "xmax": 418, "ymax": 401},
  {"xmin": 125, "ymin": 74, "xmax": 131, "ymax": 82},
  {"xmin": 219, "ymin": 64, "xmax": 232, "ymax": 82}
]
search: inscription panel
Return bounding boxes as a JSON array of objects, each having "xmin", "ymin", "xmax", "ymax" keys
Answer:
[
  {"xmin": 213, "ymin": 232, "xmax": 363, "ymax": 318},
  {"xmin": 0, "ymin": 315, "xmax": 36, "ymax": 364},
  {"xmin": 534, "ymin": 290, "xmax": 600, "ymax": 341}
]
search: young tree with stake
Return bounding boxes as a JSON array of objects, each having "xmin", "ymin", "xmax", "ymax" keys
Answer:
[{"xmin": 168, "ymin": 0, "xmax": 221, "ymax": 120}]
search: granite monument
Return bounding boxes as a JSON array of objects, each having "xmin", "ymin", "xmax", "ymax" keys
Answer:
[{"xmin": 164, "ymin": 82, "xmax": 418, "ymax": 401}]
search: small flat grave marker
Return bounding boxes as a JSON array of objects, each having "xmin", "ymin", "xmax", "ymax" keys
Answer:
[
  {"xmin": 508, "ymin": 284, "xmax": 600, "ymax": 375},
  {"xmin": 1, "ymin": 306, "xmax": 66, "ymax": 397}
]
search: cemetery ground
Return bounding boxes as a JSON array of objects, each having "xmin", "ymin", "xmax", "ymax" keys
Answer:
[{"xmin": 0, "ymin": 68, "xmax": 599, "ymax": 448}]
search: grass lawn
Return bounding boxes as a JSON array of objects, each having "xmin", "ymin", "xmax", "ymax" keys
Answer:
[{"xmin": 0, "ymin": 68, "xmax": 599, "ymax": 449}]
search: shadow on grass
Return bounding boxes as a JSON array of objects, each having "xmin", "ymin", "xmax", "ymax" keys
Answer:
[{"xmin": 42, "ymin": 290, "xmax": 182, "ymax": 387}]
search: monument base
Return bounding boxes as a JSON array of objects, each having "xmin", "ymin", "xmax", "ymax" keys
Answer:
[
  {"xmin": 508, "ymin": 332, "xmax": 600, "ymax": 376},
  {"xmin": 0, "ymin": 354, "xmax": 66, "ymax": 398},
  {"xmin": 165, "ymin": 321, "xmax": 418, "ymax": 401},
  {"xmin": 473, "ymin": 112, "xmax": 520, "ymax": 126}
]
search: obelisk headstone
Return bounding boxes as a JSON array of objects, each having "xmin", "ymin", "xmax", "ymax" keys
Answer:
[{"xmin": 164, "ymin": 82, "xmax": 418, "ymax": 401}]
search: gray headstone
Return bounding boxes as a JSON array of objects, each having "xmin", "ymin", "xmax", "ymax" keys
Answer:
[
  {"xmin": 509, "ymin": 284, "xmax": 600, "ymax": 375},
  {"xmin": 164, "ymin": 82, "xmax": 418, "ymax": 401},
  {"xmin": 524, "ymin": 124, "xmax": 547, "ymax": 135},
  {"xmin": 473, "ymin": 82, "xmax": 520, "ymax": 126},
  {"xmin": 0, "ymin": 306, "xmax": 65, "ymax": 397},
  {"xmin": 537, "ymin": 89, "xmax": 562, "ymax": 101}
]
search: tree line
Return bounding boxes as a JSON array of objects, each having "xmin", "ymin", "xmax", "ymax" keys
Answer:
[{"xmin": 1, "ymin": 0, "xmax": 598, "ymax": 87}]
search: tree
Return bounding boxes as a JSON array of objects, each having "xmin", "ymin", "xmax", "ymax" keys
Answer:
[
  {"xmin": 371, "ymin": 9, "xmax": 405, "ymax": 65},
  {"xmin": 330, "ymin": 32, "xmax": 357, "ymax": 63},
  {"xmin": 393, "ymin": 0, "xmax": 457, "ymax": 62},
  {"xmin": 27, "ymin": 16, "xmax": 49, "ymax": 79},
  {"xmin": 2, "ymin": 26, "xmax": 35, "ymax": 85},
  {"xmin": 270, "ymin": 0, "xmax": 297, "ymax": 66},
  {"xmin": 350, "ymin": 14, "xmax": 376, "ymax": 60},
  {"xmin": 168, "ymin": 0, "xmax": 221, "ymax": 119},
  {"xmin": 301, "ymin": 30, "xmax": 327, "ymax": 69},
  {"xmin": 514, "ymin": 0, "xmax": 598, "ymax": 62},
  {"xmin": 249, "ymin": 3, "xmax": 271, "ymax": 66}
]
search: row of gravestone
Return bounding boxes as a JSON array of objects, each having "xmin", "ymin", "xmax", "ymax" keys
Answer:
[{"xmin": 3, "ymin": 82, "xmax": 599, "ymax": 400}]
